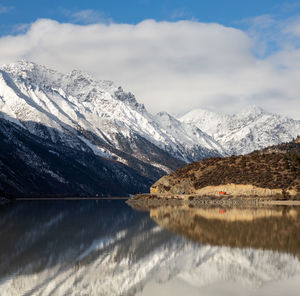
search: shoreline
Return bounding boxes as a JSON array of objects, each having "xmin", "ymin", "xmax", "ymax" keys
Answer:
[
  {"xmin": 0, "ymin": 197, "xmax": 129, "ymax": 203},
  {"xmin": 15, "ymin": 197, "xmax": 129, "ymax": 201},
  {"xmin": 2, "ymin": 196, "xmax": 300, "ymax": 206},
  {"xmin": 260, "ymin": 200, "xmax": 300, "ymax": 205},
  {"xmin": 128, "ymin": 193, "xmax": 300, "ymax": 206},
  {"xmin": 128, "ymin": 199, "xmax": 300, "ymax": 206}
]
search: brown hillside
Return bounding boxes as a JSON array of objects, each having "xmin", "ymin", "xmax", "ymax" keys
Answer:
[{"xmin": 151, "ymin": 141, "xmax": 300, "ymax": 198}]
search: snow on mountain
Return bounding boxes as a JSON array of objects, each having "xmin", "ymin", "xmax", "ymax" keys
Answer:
[
  {"xmin": 3, "ymin": 60, "xmax": 299, "ymax": 195},
  {"xmin": 179, "ymin": 105, "xmax": 300, "ymax": 155},
  {"xmin": 154, "ymin": 111, "xmax": 227, "ymax": 160},
  {"xmin": 0, "ymin": 60, "xmax": 224, "ymax": 164}
]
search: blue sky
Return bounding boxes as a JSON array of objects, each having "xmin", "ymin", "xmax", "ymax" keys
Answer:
[
  {"xmin": 1, "ymin": 1, "xmax": 300, "ymax": 118},
  {"xmin": 1, "ymin": 0, "xmax": 300, "ymax": 35}
]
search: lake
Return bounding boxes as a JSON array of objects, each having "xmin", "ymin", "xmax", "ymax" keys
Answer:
[{"xmin": 0, "ymin": 200, "xmax": 300, "ymax": 296}]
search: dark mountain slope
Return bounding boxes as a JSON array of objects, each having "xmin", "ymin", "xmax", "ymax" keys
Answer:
[{"xmin": 0, "ymin": 117, "xmax": 152, "ymax": 197}]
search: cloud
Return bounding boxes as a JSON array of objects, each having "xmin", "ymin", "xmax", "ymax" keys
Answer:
[
  {"xmin": 170, "ymin": 8, "xmax": 191, "ymax": 20},
  {"xmin": 12, "ymin": 23, "xmax": 31, "ymax": 34},
  {"xmin": 69, "ymin": 9, "xmax": 112, "ymax": 24},
  {"xmin": 281, "ymin": 16, "xmax": 300, "ymax": 36},
  {"xmin": 276, "ymin": 1, "xmax": 300, "ymax": 13},
  {"xmin": 241, "ymin": 14, "xmax": 300, "ymax": 51},
  {"xmin": 241, "ymin": 14, "xmax": 276, "ymax": 29},
  {"xmin": 0, "ymin": 18, "xmax": 299, "ymax": 119},
  {"xmin": 0, "ymin": 5, "xmax": 14, "ymax": 14}
]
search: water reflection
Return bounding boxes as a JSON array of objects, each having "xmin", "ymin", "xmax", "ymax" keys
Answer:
[
  {"xmin": 146, "ymin": 205, "xmax": 300, "ymax": 257},
  {"xmin": 0, "ymin": 201, "xmax": 299, "ymax": 296}
]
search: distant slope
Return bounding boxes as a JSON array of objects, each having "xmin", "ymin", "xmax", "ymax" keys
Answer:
[
  {"xmin": 257, "ymin": 136, "xmax": 300, "ymax": 155},
  {"xmin": 179, "ymin": 105, "xmax": 300, "ymax": 155},
  {"xmin": 150, "ymin": 139, "xmax": 300, "ymax": 198}
]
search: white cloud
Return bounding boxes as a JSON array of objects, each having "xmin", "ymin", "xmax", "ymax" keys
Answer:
[
  {"xmin": 12, "ymin": 23, "xmax": 31, "ymax": 34},
  {"xmin": 69, "ymin": 9, "xmax": 112, "ymax": 24},
  {"xmin": 281, "ymin": 16, "xmax": 300, "ymax": 37},
  {"xmin": 0, "ymin": 18, "xmax": 299, "ymax": 119},
  {"xmin": 170, "ymin": 8, "xmax": 191, "ymax": 20},
  {"xmin": 241, "ymin": 14, "xmax": 276, "ymax": 29}
]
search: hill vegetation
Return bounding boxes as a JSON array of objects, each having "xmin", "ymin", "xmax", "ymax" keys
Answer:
[{"xmin": 150, "ymin": 137, "xmax": 300, "ymax": 199}]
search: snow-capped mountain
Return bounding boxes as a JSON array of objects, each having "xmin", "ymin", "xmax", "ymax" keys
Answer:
[
  {"xmin": 0, "ymin": 61, "xmax": 225, "ymax": 196},
  {"xmin": 154, "ymin": 111, "xmax": 227, "ymax": 159},
  {"xmin": 179, "ymin": 105, "xmax": 300, "ymax": 155},
  {"xmin": 2, "ymin": 60, "xmax": 298, "ymax": 196},
  {"xmin": 0, "ymin": 61, "xmax": 224, "ymax": 162}
]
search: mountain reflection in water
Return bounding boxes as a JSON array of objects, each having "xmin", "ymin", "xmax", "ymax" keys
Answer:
[
  {"xmin": 0, "ymin": 200, "xmax": 299, "ymax": 296},
  {"xmin": 146, "ymin": 205, "xmax": 300, "ymax": 257}
]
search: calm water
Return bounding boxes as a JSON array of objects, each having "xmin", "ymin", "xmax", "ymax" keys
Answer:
[{"xmin": 0, "ymin": 200, "xmax": 300, "ymax": 296}]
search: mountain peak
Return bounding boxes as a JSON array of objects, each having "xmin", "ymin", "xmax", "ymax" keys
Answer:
[
  {"xmin": 1, "ymin": 60, "xmax": 36, "ymax": 71},
  {"xmin": 114, "ymin": 86, "xmax": 146, "ymax": 112},
  {"xmin": 69, "ymin": 69, "xmax": 93, "ymax": 81},
  {"xmin": 1, "ymin": 60, "xmax": 54, "ymax": 75},
  {"xmin": 0, "ymin": 60, "xmax": 63, "ymax": 88},
  {"xmin": 238, "ymin": 105, "xmax": 266, "ymax": 118},
  {"xmin": 180, "ymin": 108, "xmax": 231, "ymax": 122}
]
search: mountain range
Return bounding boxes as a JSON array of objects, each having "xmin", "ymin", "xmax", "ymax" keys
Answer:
[
  {"xmin": 179, "ymin": 106, "xmax": 300, "ymax": 155},
  {"xmin": 0, "ymin": 61, "xmax": 299, "ymax": 196}
]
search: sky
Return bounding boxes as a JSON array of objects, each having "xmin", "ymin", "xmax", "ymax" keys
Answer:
[{"xmin": 0, "ymin": 0, "xmax": 300, "ymax": 118}]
